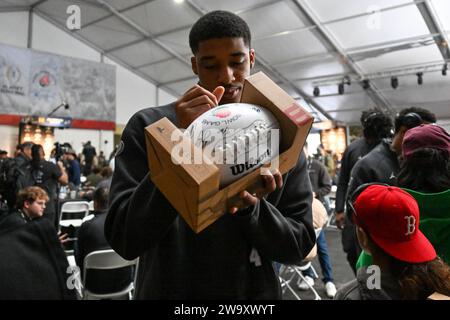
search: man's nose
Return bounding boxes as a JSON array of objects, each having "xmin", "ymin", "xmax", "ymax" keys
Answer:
[{"xmin": 217, "ymin": 66, "xmax": 235, "ymax": 84}]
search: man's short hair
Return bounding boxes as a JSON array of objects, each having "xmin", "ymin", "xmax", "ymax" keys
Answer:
[
  {"xmin": 16, "ymin": 186, "xmax": 49, "ymax": 209},
  {"xmin": 189, "ymin": 10, "xmax": 251, "ymax": 54},
  {"xmin": 93, "ymin": 187, "xmax": 109, "ymax": 211},
  {"xmin": 360, "ymin": 108, "xmax": 393, "ymax": 141},
  {"xmin": 92, "ymin": 166, "xmax": 102, "ymax": 174},
  {"xmin": 19, "ymin": 142, "xmax": 34, "ymax": 151},
  {"xmin": 394, "ymin": 107, "xmax": 437, "ymax": 133},
  {"xmin": 100, "ymin": 166, "xmax": 113, "ymax": 178}
]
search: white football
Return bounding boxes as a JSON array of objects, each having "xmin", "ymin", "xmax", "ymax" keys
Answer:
[{"xmin": 186, "ymin": 103, "xmax": 280, "ymax": 187}]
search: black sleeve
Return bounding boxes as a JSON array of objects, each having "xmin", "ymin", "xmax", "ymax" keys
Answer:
[
  {"xmin": 317, "ymin": 162, "xmax": 332, "ymax": 199},
  {"xmin": 48, "ymin": 162, "xmax": 62, "ymax": 180},
  {"xmin": 233, "ymin": 153, "xmax": 316, "ymax": 265},
  {"xmin": 104, "ymin": 111, "xmax": 177, "ymax": 260},
  {"xmin": 335, "ymin": 147, "xmax": 352, "ymax": 212},
  {"xmin": 346, "ymin": 159, "xmax": 372, "ymax": 218},
  {"xmin": 0, "ymin": 218, "xmax": 76, "ymax": 299}
]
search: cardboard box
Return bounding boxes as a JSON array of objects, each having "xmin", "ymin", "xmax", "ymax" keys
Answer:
[{"xmin": 144, "ymin": 72, "xmax": 313, "ymax": 233}]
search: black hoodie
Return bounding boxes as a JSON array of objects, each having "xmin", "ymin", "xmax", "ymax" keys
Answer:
[
  {"xmin": 0, "ymin": 214, "xmax": 76, "ymax": 299},
  {"xmin": 347, "ymin": 139, "xmax": 400, "ymax": 215},
  {"xmin": 335, "ymin": 266, "xmax": 403, "ymax": 300},
  {"xmin": 105, "ymin": 103, "xmax": 316, "ymax": 299}
]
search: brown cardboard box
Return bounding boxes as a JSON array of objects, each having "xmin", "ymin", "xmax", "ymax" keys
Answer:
[{"xmin": 144, "ymin": 72, "xmax": 314, "ymax": 233}]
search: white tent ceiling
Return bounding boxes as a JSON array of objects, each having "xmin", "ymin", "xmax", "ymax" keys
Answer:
[{"xmin": 2, "ymin": 0, "xmax": 449, "ymax": 124}]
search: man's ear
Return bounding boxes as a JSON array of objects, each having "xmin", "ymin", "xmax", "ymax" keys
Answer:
[
  {"xmin": 356, "ymin": 227, "xmax": 372, "ymax": 255},
  {"xmin": 23, "ymin": 201, "xmax": 31, "ymax": 210},
  {"xmin": 249, "ymin": 49, "xmax": 255, "ymax": 69},
  {"xmin": 191, "ymin": 56, "xmax": 198, "ymax": 75}
]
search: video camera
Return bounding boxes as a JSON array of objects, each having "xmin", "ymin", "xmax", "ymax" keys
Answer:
[{"xmin": 54, "ymin": 142, "xmax": 71, "ymax": 162}]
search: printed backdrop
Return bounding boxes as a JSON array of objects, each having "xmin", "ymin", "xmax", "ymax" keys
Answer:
[{"xmin": 0, "ymin": 43, "xmax": 116, "ymax": 129}]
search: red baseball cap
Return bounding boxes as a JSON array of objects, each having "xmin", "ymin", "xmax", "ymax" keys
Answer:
[
  {"xmin": 402, "ymin": 124, "xmax": 450, "ymax": 159},
  {"xmin": 353, "ymin": 185, "xmax": 436, "ymax": 263}
]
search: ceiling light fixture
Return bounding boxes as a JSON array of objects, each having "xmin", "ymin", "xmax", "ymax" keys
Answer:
[
  {"xmin": 391, "ymin": 76, "xmax": 399, "ymax": 89},
  {"xmin": 362, "ymin": 79, "xmax": 370, "ymax": 90},
  {"xmin": 174, "ymin": 0, "xmax": 184, "ymax": 4},
  {"xmin": 313, "ymin": 86, "xmax": 320, "ymax": 97},
  {"xmin": 417, "ymin": 72, "xmax": 423, "ymax": 85},
  {"xmin": 338, "ymin": 83, "xmax": 344, "ymax": 95}
]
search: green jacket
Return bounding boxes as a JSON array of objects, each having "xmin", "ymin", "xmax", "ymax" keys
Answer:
[{"xmin": 356, "ymin": 188, "xmax": 450, "ymax": 269}]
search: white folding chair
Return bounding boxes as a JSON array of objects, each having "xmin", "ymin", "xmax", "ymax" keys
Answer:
[
  {"xmin": 279, "ymin": 265, "xmax": 302, "ymax": 300},
  {"xmin": 59, "ymin": 201, "xmax": 90, "ymax": 255},
  {"xmin": 82, "ymin": 249, "xmax": 138, "ymax": 300},
  {"xmin": 88, "ymin": 200, "xmax": 94, "ymax": 212},
  {"xmin": 292, "ymin": 262, "xmax": 321, "ymax": 300},
  {"xmin": 59, "ymin": 201, "xmax": 90, "ymax": 229}
]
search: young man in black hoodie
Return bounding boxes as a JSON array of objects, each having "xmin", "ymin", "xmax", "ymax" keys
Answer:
[
  {"xmin": 76, "ymin": 187, "xmax": 132, "ymax": 295},
  {"xmin": 105, "ymin": 10, "xmax": 315, "ymax": 299}
]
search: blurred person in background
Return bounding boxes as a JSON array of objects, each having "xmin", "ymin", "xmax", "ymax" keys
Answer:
[
  {"xmin": 81, "ymin": 141, "xmax": 96, "ymax": 176},
  {"xmin": 299, "ymin": 143, "xmax": 337, "ymax": 298},
  {"xmin": 28, "ymin": 144, "xmax": 68, "ymax": 227},
  {"xmin": 63, "ymin": 149, "xmax": 81, "ymax": 189},
  {"xmin": 75, "ymin": 187, "xmax": 132, "ymax": 294},
  {"xmin": 335, "ymin": 108, "xmax": 393, "ymax": 274}
]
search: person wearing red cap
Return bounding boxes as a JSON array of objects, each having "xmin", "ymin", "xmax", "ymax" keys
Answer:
[
  {"xmin": 335, "ymin": 184, "xmax": 450, "ymax": 300},
  {"xmin": 357, "ymin": 124, "xmax": 450, "ymax": 269}
]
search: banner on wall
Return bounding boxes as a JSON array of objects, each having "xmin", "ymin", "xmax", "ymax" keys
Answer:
[{"xmin": 0, "ymin": 43, "xmax": 116, "ymax": 130}]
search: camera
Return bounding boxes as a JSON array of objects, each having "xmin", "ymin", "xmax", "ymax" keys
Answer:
[{"xmin": 54, "ymin": 142, "xmax": 71, "ymax": 162}]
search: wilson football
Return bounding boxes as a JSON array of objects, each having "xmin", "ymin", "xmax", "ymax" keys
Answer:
[{"xmin": 186, "ymin": 103, "xmax": 280, "ymax": 187}]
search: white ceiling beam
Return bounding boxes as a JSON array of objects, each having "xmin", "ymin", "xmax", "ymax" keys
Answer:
[
  {"xmin": 415, "ymin": 0, "xmax": 450, "ymax": 61},
  {"xmin": 94, "ymin": 0, "xmax": 191, "ymax": 69},
  {"xmin": 289, "ymin": 0, "xmax": 396, "ymax": 116}
]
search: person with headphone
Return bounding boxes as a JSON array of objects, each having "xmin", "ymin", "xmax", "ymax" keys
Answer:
[
  {"xmin": 343, "ymin": 107, "xmax": 436, "ymax": 273},
  {"xmin": 335, "ymin": 108, "xmax": 394, "ymax": 274},
  {"xmin": 335, "ymin": 109, "xmax": 394, "ymax": 231}
]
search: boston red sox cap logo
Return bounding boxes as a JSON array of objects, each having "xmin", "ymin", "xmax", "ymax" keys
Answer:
[{"xmin": 404, "ymin": 215, "xmax": 416, "ymax": 236}]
